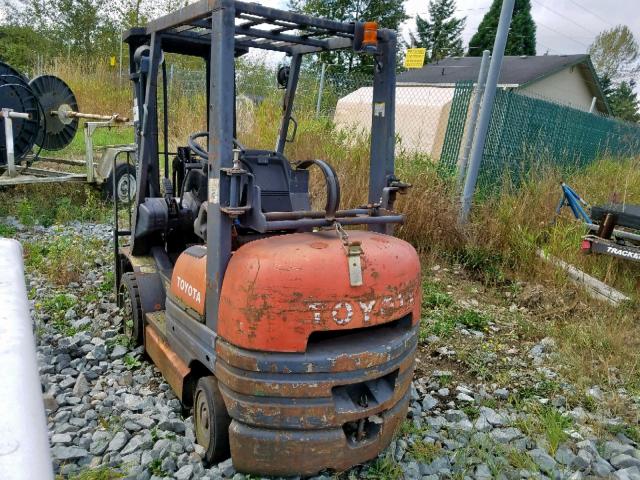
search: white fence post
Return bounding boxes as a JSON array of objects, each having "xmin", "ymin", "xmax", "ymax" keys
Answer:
[{"xmin": 0, "ymin": 239, "xmax": 53, "ymax": 479}]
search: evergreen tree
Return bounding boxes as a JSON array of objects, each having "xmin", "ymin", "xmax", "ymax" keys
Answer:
[
  {"xmin": 468, "ymin": 0, "xmax": 536, "ymax": 57},
  {"xmin": 608, "ymin": 80, "xmax": 640, "ymax": 123},
  {"xmin": 289, "ymin": 0, "xmax": 409, "ymax": 75},
  {"xmin": 413, "ymin": 0, "xmax": 465, "ymax": 62}
]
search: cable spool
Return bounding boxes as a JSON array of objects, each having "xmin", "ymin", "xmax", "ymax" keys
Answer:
[
  {"xmin": 29, "ymin": 75, "xmax": 79, "ymax": 150},
  {"xmin": 0, "ymin": 74, "xmax": 41, "ymax": 165},
  {"xmin": 0, "ymin": 61, "xmax": 28, "ymax": 83}
]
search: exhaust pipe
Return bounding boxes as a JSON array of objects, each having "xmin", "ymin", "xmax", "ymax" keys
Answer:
[{"xmin": 0, "ymin": 239, "xmax": 53, "ymax": 479}]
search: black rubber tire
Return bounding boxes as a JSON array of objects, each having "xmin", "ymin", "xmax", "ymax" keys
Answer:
[
  {"xmin": 194, "ymin": 376, "xmax": 231, "ymax": 465},
  {"xmin": 119, "ymin": 272, "xmax": 144, "ymax": 346},
  {"xmin": 104, "ymin": 163, "xmax": 137, "ymax": 203}
]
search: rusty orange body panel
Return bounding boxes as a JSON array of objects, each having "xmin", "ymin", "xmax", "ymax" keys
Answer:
[
  {"xmin": 217, "ymin": 231, "xmax": 421, "ymax": 352},
  {"xmin": 144, "ymin": 325, "xmax": 190, "ymax": 399},
  {"xmin": 170, "ymin": 246, "xmax": 206, "ymax": 315}
]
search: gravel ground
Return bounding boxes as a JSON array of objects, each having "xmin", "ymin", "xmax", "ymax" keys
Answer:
[{"xmin": 5, "ymin": 218, "xmax": 640, "ymax": 480}]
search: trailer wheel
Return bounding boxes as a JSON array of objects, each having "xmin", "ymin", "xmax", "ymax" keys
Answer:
[
  {"xmin": 194, "ymin": 376, "xmax": 231, "ymax": 464},
  {"xmin": 104, "ymin": 163, "xmax": 137, "ymax": 203},
  {"xmin": 119, "ymin": 272, "xmax": 144, "ymax": 346}
]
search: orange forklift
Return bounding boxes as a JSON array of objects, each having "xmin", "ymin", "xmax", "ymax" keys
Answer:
[{"xmin": 115, "ymin": 1, "xmax": 421, "ymax": 475}]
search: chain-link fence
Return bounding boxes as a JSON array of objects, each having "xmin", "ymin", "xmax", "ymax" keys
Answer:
[
  {"xmin": 440, "ymin": 82, "xmax": 640, "ymax": 190},
  {"xmin": 168, "ymin": 63, "xmax": 640, "ymax": 191}
]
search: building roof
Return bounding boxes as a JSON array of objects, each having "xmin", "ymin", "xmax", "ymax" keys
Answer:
[
  {"xmin": 397, "ymin": 54, "xmax": 610, "ymax": 114},
  {"xmin": 398, "ymin": 54, "xmax": 585, "ymax": 86}
]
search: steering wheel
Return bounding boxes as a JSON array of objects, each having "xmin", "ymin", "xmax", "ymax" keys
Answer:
[{"xmin": 188, "ymin": 131, "xmax": 245, "ymax": 160}]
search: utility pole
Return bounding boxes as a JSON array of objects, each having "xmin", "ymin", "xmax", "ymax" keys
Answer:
[
  {"xmin": 457, "ymin": 50, "xmax": 490, "ymax": 190},
  {"xmin": 460, "ymin": 0, "xmax": 516, "ymax": 223}
]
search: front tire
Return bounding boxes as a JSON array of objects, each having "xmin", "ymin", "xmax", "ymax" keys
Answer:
[
  {"xmin": 119, "ymin": 272, "xmax": 144, "ymax": 346},
  {"xmin": 194, "ymin": 376, "xmax": 231, "ymax": 464}
]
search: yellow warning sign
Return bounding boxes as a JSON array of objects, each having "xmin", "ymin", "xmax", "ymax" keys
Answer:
[
  {"xmin": 110, "ymin": 56, "xmax": 117, "ymax": 67},
  {"xmin": 404, "ymin": 48, "xmax": 427, "ymax": 69}
]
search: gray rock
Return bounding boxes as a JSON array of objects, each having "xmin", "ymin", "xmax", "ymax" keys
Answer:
[
  {"xmin": 107, "ymin": 431, "xmax": 130, "ymax": 452},
  {"xmin": 420, "ymin": 456, "xmax": 451, "ymax": 476},
  {"xmin": 111, "ymin": 344, "xmax": 128, "ymax": 359},
  {"xmin": 456, "ymin": 392, "xmax": 474, "ymax": 403},
  {"xmin": 121, "ymin": 433, "xmax": 153, "ymax": 456},
  {"xmin": 89, "ymin": 430, "xmax": 113, "ymax": 455},
  {"xmin": 475, "ymin": 463, "xmax": 492, "ymax": 480},
  {"xmin": 51, "ymin": 445, "xmax": 89, "ymax": 461},
  {"xmin": 593, "ymin": 458, "xmax": 613, "ymax": 476},
  {"xmin": 51, "ymin": 433, "xmax": 73, "ymax": 445},
  {"xmin": 554, "ymin": 445, "xmax": 576, "ymax": 466},
  {"xmin": 615, "ymin": 467, "xmax": 640, "ymax": 480},
  {"xmin": 445, "ymin": 410, "xmax": 467, "ymax": 422},
  {"xmin": 604, "ymin": 440, "xmax": 636, "ymax": 460},
  {"xmin": 490, "ymin": 428, "xmax": 522, "ymax": 444},
  {"xmin": 140, "ymin": 449, "xmax": 160, "ymax": 468},
  {"xmin": 161, "ymin": 455, "xmax": 177, "ymax": 473},
  {"xmin": 474, "ymin": 415, "xmax": 492, "ymax": 433},
  {"xmin": 479, "ymin": 407, "xmax": 506, "ymax": 426},
  {"xmin": 158, "ymin": 417, "xmax": 186, "ymax": 433},
  {"xmin": 218, "ymin": 458, "xmax": 236, "ymax": 478},
  {"xmin": 72, "ymin": 373, "xmax": 90, "ymax": 397},
  {"xmin": 43, "ymin": 392, "xmax": 59, "ymax": 411},
  {"xmin": 528, "ymin": 448, "xmax": 556, "ymax": 473},
  {"xmin": 494, "ymin": 388, "xmax": 509, "ymax": 400},
  {"xmin": 572, "ymin": 449, "xmax": 593, "ymax": 470},
  {"xmin": 422, "ymin": 394, "xmax": 438, "ymax": 411},
  {"xmin": 175, "ymin": 465, "xmax": 194, "ymax": 480},
  {"xmin": 611, "ymin": 454, "xmax": 640, "ymax": 469},
  {"xmin": 403, "ymin": 461, "xmax": 420, "ymax": 479}
]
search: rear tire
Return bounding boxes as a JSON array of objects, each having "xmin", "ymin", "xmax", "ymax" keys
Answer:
[
  {"xmin": 194, "ymin": 376, "xmax": 231, "ymax": 465},
  {"xmin": 119, "ymin": 272, "xmax": 144, "ymax": 346},
  {"xmin": 104, "ymin": 163, "xmax": 137, "ymax": 203}
]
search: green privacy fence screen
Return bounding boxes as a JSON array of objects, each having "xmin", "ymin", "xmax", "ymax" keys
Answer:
[
  {"xmin": 439, "ymin": 81, "xmax": 473, "ymax": 175},
  {"xmin": 440, "ymin": 83, "xmax": 640, "ymax": 189}
]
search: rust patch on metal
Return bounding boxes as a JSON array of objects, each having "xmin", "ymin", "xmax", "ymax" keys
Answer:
[{"xmin": 145, "ymin": 325, "xmax": 190, "ymax": 400}]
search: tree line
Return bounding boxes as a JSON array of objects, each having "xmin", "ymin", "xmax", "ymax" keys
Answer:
[{"xmin": 1, "ymin": 0, "xmax": 638, "ymax": 122}]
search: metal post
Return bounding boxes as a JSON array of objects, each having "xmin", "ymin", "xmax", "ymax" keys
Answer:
[
  {"xmin": 369, "ymin": 30, "xmax": 397, "ymax": 208},
  {"xmin": 2, "ymin": 108, "xmax": 30, "ymax": 178},
  {"xmin": 316, "ymin": 62, "xmax": 327, "ymax": 118},
  {"xmin": 206, "ymin": 0, "xmax": 236, "ymax": 332},
  {"xmin": 0, "ymin": 239, "xmax": 54, "ymax": 479},
  {"xmin": 460, "ymin": 0, "xmax": 515, "ymax": 223},
  {"xmin": 119, "ymin": 29, "xmax": 124, "ymax": 84},
  {"xmin": 457, "ymin": 50, "xmax": 490, "ymax": 189}
]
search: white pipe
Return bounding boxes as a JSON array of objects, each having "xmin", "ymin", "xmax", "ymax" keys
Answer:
[
  {"xmin": 589, "ymin": 96, "xmax": 597, "ymax": 114},
  {"xmin": 0, "ymin": 239, "xmax": 53, "ymax": 479}
]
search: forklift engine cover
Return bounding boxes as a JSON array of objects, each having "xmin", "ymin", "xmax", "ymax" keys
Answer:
[{"xmin": 170, "ymin": 230, "xmax": 421, "ymax": 352}]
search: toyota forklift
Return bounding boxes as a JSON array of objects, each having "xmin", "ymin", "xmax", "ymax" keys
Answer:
[{"xmin": 116, "ymin": 1, "xmax": 421, "ymax": 476}]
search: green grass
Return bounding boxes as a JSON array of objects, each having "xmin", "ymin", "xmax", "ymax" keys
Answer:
[
  {"xmin": 422, "ymin": 281, "xmax": 454, "ymax": 310},
  {"xmin": 366, "ymin": 453, "xmax": 403, "ymax": 480},
  {"xmin": 42, "ymin": 122, "xmax": 134, "ymax": 159},
  {"xmin": 0, "ymin": 223, "xmax": 17, "ymax": 237},
  {"xmin": 0, "ymin": 185, "xmax": 110, "ymax": 228},
  {"xmin": 420, "ymin": 308, "xmax": 491, "ymax": 341},
  {"xmin": 408, "ymin": 439, "xmax": 443, "ymax": 463},
  {"xmin": 512, "ymin": 405, "xmax": 572, "ymax": 455},
  {"xmin": 23, "ymin": 234, "xmax": 105, "ymax": 285},
  {"xmin": 58, "ymin": 466, "xmax": 122, "ymax": 480},
  {"xmin": 40, "ymin": 292, "xmax": 81, "ymax": 336},
  {"xmin": 123, "ymin": 354, "xmax": 142, "ymax": 370}
]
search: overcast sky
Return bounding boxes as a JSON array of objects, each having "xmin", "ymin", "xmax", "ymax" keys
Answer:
[{"xmin": 260, "ymin": 0, "xmax": 640, "ymax": 58}]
